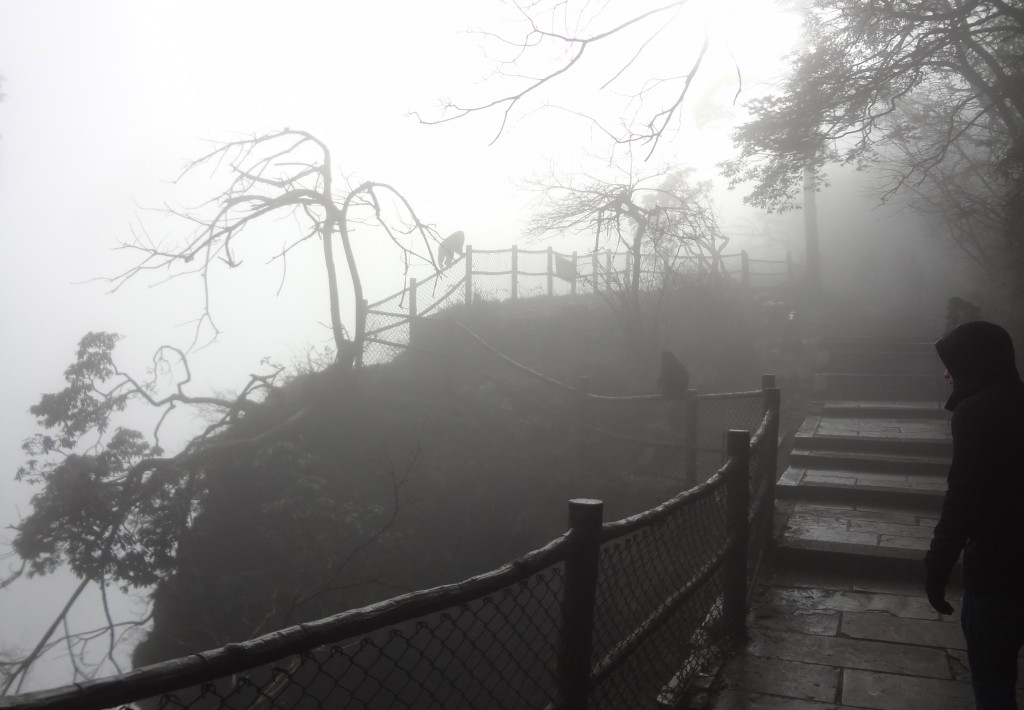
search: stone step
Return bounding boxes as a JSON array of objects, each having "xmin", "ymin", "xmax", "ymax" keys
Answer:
[
  {"xmin": 788, "ymin": 448, "xmax": 950, "ymax": 476},
  {"xmin": 778, "ymin": 467, "xmax": 946, "ymax": 508},
  {"xmin": 793, "ymin": 433, "xmax": 951, "ymax": 458},
  {"xmin": 813, "ymin": 373, "xmax": 945, "ymax": 402},
  {"xmin": 821, "ymin": 401, "xmax": 948, "ymax": 420},
  {"xmin": 775, "ymin": 502, "xmax": 948, "ymax": 574},
  {"xmin": 816, "ymin": 350, "xmax": 941, "ymax": 376},
  {"xmin": 817, "ymin": 337, "xmax": 936, "ymax": 354}
]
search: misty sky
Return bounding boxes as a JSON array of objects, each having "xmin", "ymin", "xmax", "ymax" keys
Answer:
[{"xmin": 0, "ymin": 0, "xmax": 812, "ymax": 690}]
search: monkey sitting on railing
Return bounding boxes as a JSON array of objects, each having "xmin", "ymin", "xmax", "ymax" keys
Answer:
[{"xmin": 657, "ymin": 351, "xmax": 690, "ymax": 399}]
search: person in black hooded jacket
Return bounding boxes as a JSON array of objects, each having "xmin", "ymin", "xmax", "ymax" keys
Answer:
[{"xmin": 926, "ymin": 320, "xmax": 1024, "ymax": 709}]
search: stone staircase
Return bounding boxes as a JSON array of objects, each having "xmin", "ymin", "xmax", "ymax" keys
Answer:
[
  {"xmin": 693, "ymin": 334, "xmax": 1001, "ymax": 709},
  {"xmin": 696, "ymin": 333, "xmax": 983, "ymax": 708},
  {"xmin": 776, "ymin": 337, "xmax": 950, "ymax": 571}
]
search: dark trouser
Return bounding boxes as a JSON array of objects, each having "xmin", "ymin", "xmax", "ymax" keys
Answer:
[{"xmin": 962, "ymin": 591, "xmax": 1024, "ymax": 709}]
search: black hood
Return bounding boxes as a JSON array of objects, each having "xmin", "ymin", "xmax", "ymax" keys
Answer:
[{"xmin": 935, "ymin": 320, "xmax": 1021, "ymax": 410}]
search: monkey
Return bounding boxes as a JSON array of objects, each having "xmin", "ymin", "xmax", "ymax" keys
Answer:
[
  {"xmin": 656, "ymin": 351, "xmax": 690, "ymax": 400},
  {"xmin": 438, "ymin": 230, "xmax": 465, "ymax": 269}
]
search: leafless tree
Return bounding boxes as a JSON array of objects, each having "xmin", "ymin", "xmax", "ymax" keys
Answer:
[
  {"xmin": 415, "ymin": 0, "xmax": 732, "ymax": 159},
  {"xmin": 524, "ymin": 160, "xmax": 728, "ymax": 339},
  {"xmin": 114, "ymin": 129, "xmax": 442, "ymax": 367}
]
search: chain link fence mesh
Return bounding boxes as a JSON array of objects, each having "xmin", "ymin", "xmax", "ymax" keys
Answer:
[
  {"xmin": 694, "ymin": 392, "xmax": 763, "ymax": 484},
  {"xmin": 590, "ymin": 480, "xmax": 732, "ymax": 709},
  {"xmin": 130, "ymin": 564, "xmax": 567, "ymax": 710}
]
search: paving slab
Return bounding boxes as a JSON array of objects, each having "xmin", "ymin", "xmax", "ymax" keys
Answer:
[
  {"xmin": 704, "ymin": 578, "xmax": 971, "ymax": 710},
  {"xmin": 840, "ymin": 612, "xmax": 965, "ymax": 649},
  {"xmin": 840, "ymin": 669, "xmax": 974, "ymax": 710},
  {"xmin": 709, "ymin": 689, "xmax": 856, "ymax": 709},
  {"xmin": 744, "ymin": 628, "xmax": 951, "ymax": 679},
  {"xmin": 718, "ymin": 655, "xmax": 839, "ymax": 703},
  {"xmin": 757, "ymin": 586, "xmax": 951, "ymax": 623}
]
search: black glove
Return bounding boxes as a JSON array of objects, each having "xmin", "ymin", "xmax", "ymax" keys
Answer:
[
  {"xmin": 924, "ymin": 556, "xmax": 955, "ymax": 615},
  {"xmin": 926, "ymin": 586, "xmax": 954, "ymax": 615}
]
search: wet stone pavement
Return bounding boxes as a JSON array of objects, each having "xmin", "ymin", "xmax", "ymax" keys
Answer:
[{"xmin": 686, "ymin": 337, "xmax": 1012, "ymax": 709}]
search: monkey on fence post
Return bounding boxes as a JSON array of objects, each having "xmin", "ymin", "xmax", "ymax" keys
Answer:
[
  {"xmin": 657, "ymin": 351, "xmax": 690, "ymax": 399},
  {"xmin": 438, "ymin": 230, "xmax": 465, "ymax": 269}
]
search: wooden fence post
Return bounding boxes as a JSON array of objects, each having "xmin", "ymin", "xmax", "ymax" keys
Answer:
[
  {"xmin": 741, "ymin": 250, "xmax": 750, "ymax": 290},
  {"xmin": 559, "ymin": 498, "xmax": 603, "ymax": 710},
  {"xmin": 409, "ymin": 278, "xmax": 418, "ymax": 318},
  {"xmin": 605, "ymin": 250, "xmax": 612, "ymax": 291},
  {"xmin": 547, "ymin": 247, "xmax": 554, "ymax": 296},
  {"xmin": 684, "ymin": 388, "xmax": 698, "ymax": 488},
  {"xmin": 592, "ymin": 252, "xmax": 600, "ymax": 293},
  {"xmin": 571, "ymin": 252, "xmax": 578, "ymax": 296},
  {"xmin": 726, "ymin": 429, "xmax": 751, "ymax": 639},
  {"xmin": 465, "ymin": 245, "xmax": 474, "ymax": 305},
  {"xmin": 511, "ymin": 245, "xmax": 519, "ymax": 300}
]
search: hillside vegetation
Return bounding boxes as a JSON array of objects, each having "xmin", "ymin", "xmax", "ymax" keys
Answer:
[{"xmin": 132, "ymin": 280, "xmax": 786, "ymax": 667}]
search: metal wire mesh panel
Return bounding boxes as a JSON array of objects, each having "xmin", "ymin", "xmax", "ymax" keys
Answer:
[
  {"xmin": 590, "ymin": 479, "xmax": 731, "ymax": 708},
  {"xmin": 695, "ymin": 393, "xmax": 762, "ymax": 483},
  {"xmin": 417, "ymin": 282, "xmax": 466, "ymax": 322},
  {"xmin": 130, "ymin": 566, "xmax": 566, "ymax": 710},
  {"xmin": 363, "ymin": 290, "xmax": 413, "ymax": 365},
  {"xmin": 468, "ymin": 249, "xmax": 514, "ymax": 302},
  {"xmin": 515, "ymin": 248, "xmax": 550, "ymax": 300}
]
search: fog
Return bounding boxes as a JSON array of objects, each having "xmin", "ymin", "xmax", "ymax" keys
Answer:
[{"xmin": 0, "ymin": 0, "xmax": 982, "ymax": 693}]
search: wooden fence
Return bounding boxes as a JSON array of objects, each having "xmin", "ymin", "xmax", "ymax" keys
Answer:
[{"xmin": 361, "ymin": 246, "xmax": 796, "ymax": 365}]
